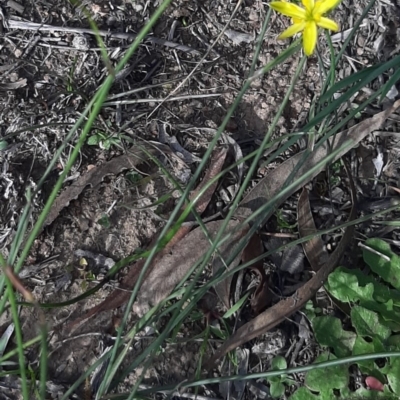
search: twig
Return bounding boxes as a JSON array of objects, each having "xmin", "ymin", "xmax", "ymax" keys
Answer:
[
  {"xmin": 358, "ymin": 242, "xmax": 391, "ymax": 262},
  {"xmin": 102, "ymin": 93, "xmax": 220, "ymax": 106},
  {"xmin": 7, "ymin": 18, "xmax": 201, "ymax": 55},
  {"xmin": 138, "ymin": 384, "xmax": 222, "ymax": 400}
]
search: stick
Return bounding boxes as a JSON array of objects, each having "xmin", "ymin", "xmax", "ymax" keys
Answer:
[{"xmin": 7, "ymin": 18, "xmax": 201, "ymax": 55}]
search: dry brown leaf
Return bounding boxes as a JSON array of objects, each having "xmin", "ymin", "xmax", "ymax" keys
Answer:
[
  {"xmin": 236, "ymin": 99, "xmax": 400, "ymax": 224},
  {"xmin": 4, "ymin": 265, "xmax": 35, "ymax": 303},
  {"xmin": 186, "ymin": 146, "xmax": 228, "ymax": 219},
  {"xmin": 298, "ymin": 187, "xmax": 351, "ymax": 316},
  {"xmin": 127, "ymin": 146, "xmax": 230, "ymax": 316},
  {"xmin": 64, "ymin": 100, "xmax": 400, "ymax": 331},
  {"xmin": 242, "ymin": 233, "xmax": 270, "ymax": 314},
  {"xmin": 133, "ymin": 219, "xmax": 249, "ymax": 316},
  {"xmin": 64, "ymin": 146, "xmax": 228, "ymax": 330},
  {"xmin": 43, "ymin": 144, "xmax": 159, "ymax": 229},
  {"xmin": 212, "ymin": 239, "xmax": 243, "ymax": 310},
  {"xmin": 297, "ymin": 189, "xmax": 329, "ymax": 271},
  {"xmin": 204, "ymin": 163, "xmax": 358, "ymax": 367},
  {"xmin": 135, "ymin": 101, "xmax": 400, "ymax": 354},
  {"xmin": 204, "ymin": 101, "xmax": 400, "ymax": 333},
  {"xmin": 213, "ymin": 232, "xmax": 269, "ymax": 313}
]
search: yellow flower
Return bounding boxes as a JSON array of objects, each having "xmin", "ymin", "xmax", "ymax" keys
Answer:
[{"xmin": 270, "ymin": 0, "xmax": 341, "ymax": 56}]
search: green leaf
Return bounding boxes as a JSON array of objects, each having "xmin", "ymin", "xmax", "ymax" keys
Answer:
[
  {"xmin": 313, "ymin": 316, "xmax": 356, "ymax": 357},
  {"xmin": 222, "ymin": 292, "xmax": 249, "ymax": 319},
  {"xmin": 209, "ymin": 326, "xmax": 228, "ymax": 340},
  {"xmin": 304, "ymin": 300, "xmax": 318, "ymax": 321},
  {"xmin": 282, "ymin": 376, "xmax": 297, "ymax": 385},
  {"xmin": 352, "ymin": 338, "xmax": 374, "ymax": 375},
  {"xmin": 350, "ymin": 386, "xmax": 398, "ymax": 399},
  {"xmin": 0, "ymin": 141, "xmax": 8, "ymax": 150},
  {"xmin": 352, "ymin": 335, "xmax": 374, "ymax": 356},
  {"xmin": 386, "ymin": 357, "xmax": 400, "ymax": 395},
  {"xmin": 363, "ymin": 239, "xmax": 400, "ymax": 290},
  {"xmin": 87, "ymin": 135, "xmax": 101, "ymax": 145},
  {"xmin": 103, "ymin": 139, "xmax": 111, "ymax": 150},
  {"xmin": 126, "ymin": 171, "xmax": 143, "ymax": 184},
  {"xmin": 271, "ymin": 355, "xmax": 287, "ymax": 371},
  {"xmin": 289, "ymin": 387, "xmax": 320, "ymax": 400},
  {"xmin": 377, "ymin": 316, "xmax": 400, "ymax": 333},
  {"xmin": 351, "ymin": 305, "xmax": 391, "ymax": 341},
  {"xmin": 306, "ymin": 54, "xmax": 400, "ymax": 132},
  {"xmin": 361, "ymin": 301, "xmax": 400, "ymax": 330},
  {"xmin": 267, "ymin": 356, "xmax": 288, "ymax": 384},
  {"xmin": 335, "ymin": 267, "xmax": 400, "ymax": 306},
  {"xmin": 97, "ymin": 214, "xmax": 110, "ymax": 228},
  {"xmin": 319, "ymin": 65, "xmax": 379, "ymax": 103},
  {"xmin": 276, "ymin": 209, "xmax": 296, "ymax": 229},
  {"xmin": 327, "ymin": 268, "xmax": 374, "ymax": 303},
  {"xmin": 326, "ymin": 268, "xmax": 400, "ymax": 327},
  {"xmin": 270, "ymin": 381, "xmax": 285, "ymax": 398},
  {"xmin": 352, "ymin": 335, "xmax": 385, "ymax": 378},
  {"xmin": 305, "ymin": 353, "xmax": 348, "ymax": 393},
  {"xmin": 387, "ymin": 335, "xmax": 400, "ymax": 350}
]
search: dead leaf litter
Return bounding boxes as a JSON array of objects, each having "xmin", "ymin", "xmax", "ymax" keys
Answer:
[{"xmin": 0, "ymin": 0, "xmax": 400, "ymax": 397}]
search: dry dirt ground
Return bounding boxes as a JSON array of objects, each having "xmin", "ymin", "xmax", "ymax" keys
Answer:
[{"xmin": 0, "ymin": 0, "xmax": 400, "ymax": 398}]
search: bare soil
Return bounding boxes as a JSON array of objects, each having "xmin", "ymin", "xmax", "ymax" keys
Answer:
[{"xmin": 0, "ymin": 0, "xmax": 400, "ymax": 398}]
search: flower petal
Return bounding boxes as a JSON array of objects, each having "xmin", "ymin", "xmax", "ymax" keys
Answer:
[
  {"xmin": 303, "ymin": 21, "xmax": 318, "ymax": 55},
  {"xmin": 270, "ymin": 2, "xmax": 307, "ymax": 20},
  {"xmin": 278, "ymin": 21, "xmax": 306, "ymax": 39},
  {"xmin": 317, "ymin": 16, "xmax": 338, "ymax": 31},
  {"xmin": 314, "ymin": 0, "xmax": 341, "ymax": 15},
  {"xmin": 302, "ymin": 0, "xmax": 315, "ymax": 11}
]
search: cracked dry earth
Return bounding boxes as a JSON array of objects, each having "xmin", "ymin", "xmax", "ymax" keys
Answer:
[{"xmin": 0, "ymin": 0, "xmax": 399, "ymax": 397}]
